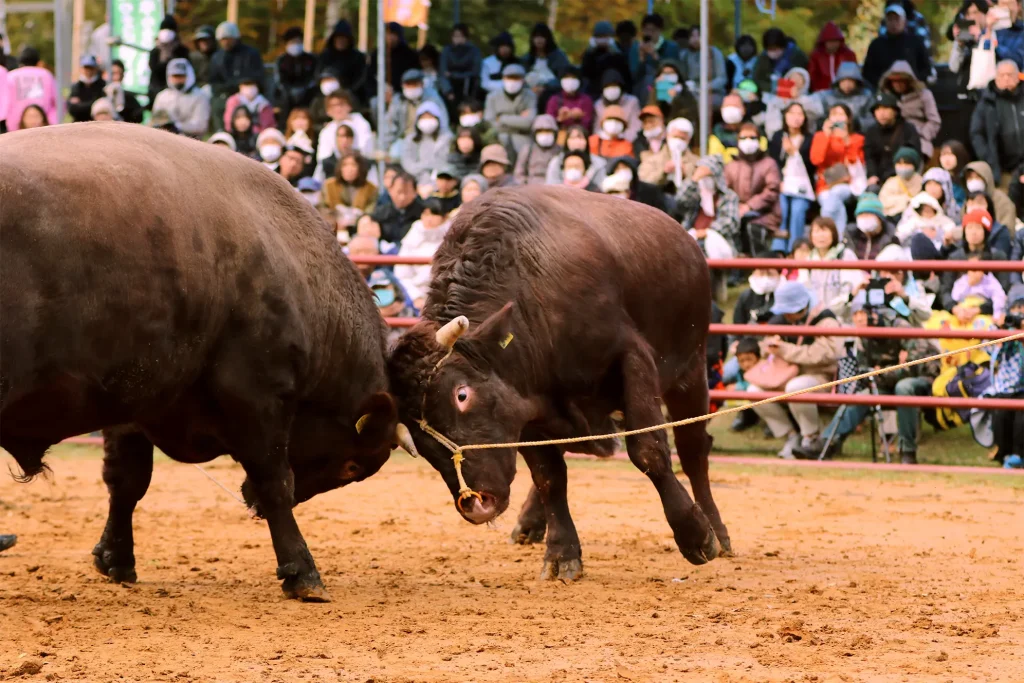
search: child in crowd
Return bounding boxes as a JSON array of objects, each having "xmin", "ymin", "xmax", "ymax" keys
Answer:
[
  {"xmin": 878, "ymin": 146, "xmax": 922, "ymax": 219},
  {"xmin": 723, "ymin": 336, "xmax": 762, "ymax": 390},
  {"xmin": 897, "ymin": 192, "xmax": 956, "ymax": 255},
  {"xmin": 785, "ymin": 238, "xmax": 811, "ymax": 280},
  {"xmin": 952, "ymin": 255, "xmax": 1007, "ymax": 322}
]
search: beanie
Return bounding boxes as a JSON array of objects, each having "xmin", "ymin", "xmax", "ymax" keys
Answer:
[{"xmin": 854, "ymin": 192, "xmax": 885, "ymax": 219}]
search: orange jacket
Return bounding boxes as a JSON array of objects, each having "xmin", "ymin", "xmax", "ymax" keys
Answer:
[
  {"xmin": 589, "ymin": 136, "xmax": 634, "ymax": 160},
  {"xmin": 809, "ymin": 130, "xmax": 865, "ymax": 194}
]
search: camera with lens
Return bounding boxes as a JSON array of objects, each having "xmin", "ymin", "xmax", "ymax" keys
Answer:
[{"xmin": 1003, "ymin": 312, "xmax": 1024, "ymax": 330}]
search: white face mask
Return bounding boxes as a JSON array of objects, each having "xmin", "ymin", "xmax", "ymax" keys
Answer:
[
  {"xmin": 856, "ymin": 214, "xmax": 880, "ymax": 233},
  {"xmin": 417, "ymin": 117, "xmax": 439, "ymax": 134},
  {"xmin": 721, "ymin": 106, "xmax": 744, "ymax": 124},
  {"xmin": 81, "ymin": 74, "xmax": 99, "ymax": 85},
  {"xmin": 320, "ymin": 80, "xmax": 340, "ymax": 96},
  {"xmin": 667, "ymin": 137, "xmax": 687, "ymax": 154},
  {"xmin": 643, "ymin": 126, "xmax": 664, "ymax": 139},
  {"xmin": 302, "ymin": 192, "xmax": 321, "ymax": 206},
  {"xmin": 561, "ymin": 77, "xmax": 581, "ymax": 93},
  {"xmin": 966, "ymin": 178, "xmax": 987, "ymax": 193},
  {"xmin": 239, "ymin": 84, "xmax": 259, "ymax": 100},
  {"xmin": 737, "ymin": 138, "xmax": 760, "ymax": 155},
  {"xmin": 459, "ymin": 113, "xmax": 482, "ymax": 127},
  {"xmin": 603, "ymin": 119, "xmax": 625, "ymax": 136},
  {"xmin": 748, "ymin": 275, "xmax": 780, "ymax": 295},
  {"xmin": 603, "ymin": 85, "xmax": 622, "ymax": 101},
  {"xmin": 158, "ymin": 29, "xmax": 176, "ymax": 44},
  {"xmin": 563, "ymin": 168, "xmax": 584, "ymax": 183},
  {"xmin": 503, "ymin": 79, "xmax": 524, "ymax": 94},
  {"xmin": 403, "ymin": 86, "xmax": 423, "ymax": 101},
  {"xmin": 535, "ymin": 131, "xmax": 556, "ymax": 147},
  {"xmin": 286, "ymin": 42, "xmax": 303, "ymax": 56},
  {"xmin": 260, "ymin": 144, "xmax": 282, "ymax": 162}
]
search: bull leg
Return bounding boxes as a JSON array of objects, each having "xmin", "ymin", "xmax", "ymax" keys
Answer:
[
  {"xmin": 620, "ymin": 344, "xmax": 718, "ymax": 565},
  {"xmin": 93, "ymin": 427, "xmax": 153, "ymax": 583},
  {"xmin": 665, "ymin": 377, "xmax": 732, "ymax": 556},
  {"xmin": 508, "ymin": 485, "xmax": 546, "ymax": 545},
  {"xmin": 520, "ymin": 446, "xmax": 582, "ymax": 581}
]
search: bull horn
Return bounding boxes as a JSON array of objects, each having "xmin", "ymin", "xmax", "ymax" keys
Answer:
[
  {"xmin": 435, "ymin": 316, "xmax": 469, "ymax": 349},
  {"xmin": 395, "ymin": 423, "xmax": 419, "ymax": 457}
]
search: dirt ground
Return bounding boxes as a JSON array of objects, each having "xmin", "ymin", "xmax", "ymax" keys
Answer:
[{"xmin": 2, "ymin": 449, "xmax": 1023, "ymax": 683}]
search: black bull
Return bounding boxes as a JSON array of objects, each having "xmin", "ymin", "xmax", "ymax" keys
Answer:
[{"xmin": 0, "ymin": 123, "xmax": 420, "ymax": 601}]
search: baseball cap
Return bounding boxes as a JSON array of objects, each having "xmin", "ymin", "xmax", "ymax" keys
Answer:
[
  {"xmin": 80, "ymin": 54, "xmax": 98, "ymax": 68},
  {"xmin": 297, "ymin": 177, "xmax": 322, "ymax": 192},
  {"xmin": 884, "ymin": 4, "xmax": 906, "ymax": 18},
  {"xmin": 770, "ymin": 281, "xmax": 815, "ymax": 315}
]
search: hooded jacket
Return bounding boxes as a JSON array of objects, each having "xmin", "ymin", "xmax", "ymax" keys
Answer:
[
  {"xmin": 592, "ymin": 70, "xmax": 641, "ymax": 141},
  {"xmin": 965, "ymin": 160, "xmax": 1018, "ymax": 234},
  {"xmin": 863, "ymin": 112, "xmax": 921, "ymax": 183},
  {"xmin": 317, "ymin": 21, "xmax": 367, "ymax": 98},
  {"xmin": 724, "ymin": 147, "xmax": 782, "ymax": 230},
  {"xmin": 384, "ymin": 86, "xmax": 450, "ymax": 150},
  {"xmin": 815, "ymin": 62, "xmax": 875, "ymax": 133},
  {"xmin": 439, "ymin": 38, "xmax": 482, "ymax": 100},
  {"xmin": 401, "ymin": 126, "xmax": 455, "ymax": 186},
  {"xmin": 151, "ymin": 59, "xmax": 211, "ymax": 138},
  {"xmin": 367, "ymin": 23, "xmax": 420, "ymax": 98},
  {"xmin": 676, "ymin": 155, "xmax": 741, "ymax": 245},
  {"xmin": 513, "ymin": 115, "xmax": 563, "ymax": 185},
  {"xmin": 581, "ymin": 42, "xmax": 632, "ymax": 99},
  {"xmin": 970, "ymin": 80, "xmax": 1024, "ymax": 181},
  {"xmin": 147, "ymin": 21, "xmax": 191, "ymax": 103},
  {"xmin": 763, "ymin": 66, "xmax": 824, "ymax": 138},
  {"xmin": 879, "ymin": 60, "xmax": 941, "ymax": 157},
  {"xmin": 862, "ymin": 27, "xmax": 932, "ymax": 89},
  {"xmin": 209, "ymin": 39, "xmax": 265, "ymax": 98},
  {"xmin": 808, "ymin": 23, "xmax": 858, "ymax": 93},
  {"xmin": 752, "ymin": 39, "xmax": 809, "ymax": 96},
  {"xmin": 844, "ymin": 213, "xmax": 899, "ymax": 260}
]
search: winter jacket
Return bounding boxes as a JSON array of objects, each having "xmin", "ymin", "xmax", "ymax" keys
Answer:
[
  {"xmin": 862, "ymin": 31, "xmax": 931, "ymax": 89},
  {"xmin": 384, "ymin": 88, "xmax": 450, "ymax": 150},
  {"xmin": 513, "ymin": 141, "xmax": 561, "ymax": 185},
  {"xmin": 752, "ymin": 40, "xmax": 809, "ymax": 96},
  {"xmin": 970, "ymin": 82, "xmax": 1024, "ymax": 182},
  {"xmin": 940, "ymin": 246, "xmax": 1012, "ymax": 313},
  {"xmin": 318, "ymin": 21, "xmax": 368, "ymax": 98},
  {"xmin": 762, "ymin": 67, "xmax": 824, "ymax": 139},
  {"xmin": 209, "ymin": 42, "xmax": 265, "ymax": 98},
  {"xmin": 323, "ymin": 180, "xmax": 378, "ymax": 217},
  {"xmin": 400, "ymin": 130, "xmax": 455, "ymax": 186},
  {"xmin": 628, "ymin": 37, "xmax": 681, "ymax": 100},
  {"xmin": 189, "ymin": 49, "xmax": 214, "ymax": 86},
  {"xmin": 224, "ymin": 93, "xmax": 276, "ymax": 135},
  {"xmin": 768, "ymin": 129, "xmax": 817, "ymax": 197},
  {"xmin": 367, "ymin": 40, "xmax": 419, "ymax": 99},
  {"xmin": 996, "ymin": 22, "xmax": 1024, "ymax": 71},
  {"xmin": 276, "ymin": 50, "xmax": 318, "ymax": 113},
  {"xmin": 808, "ymin": 23, "xmax": 858, "ymax": 93},
  {"xmin": 879, "ymin": 60, "xmax": 941, "ymax": 157},
  {"xmin": 863, "ymin": 117, "xmax": 921, "ymax": 183},
  {"xmin": 151, "ymin": 61, "xmax": 211, "ymax": 138},
  {"xmin": 594, "ymin": 92, "xmax": 642, "ymax": 142},
  {"xmin": 964, "ymin": 160, "xmax": 1018, "ymax": 231},
  {"xmin": 581, "ymin": 45, "xmax": 632, "ymax": 98},
  {"xmin": 372, "ymin": 196, "xmax": 425, "ymax": 245},
  {"xmin": 439, "ymin": 42, "xmax": 482, "ymax": 100},
  {"xmin": 447, "ymin": 149, "xmax": 482, "ymax": 179},
  {"xmin": 878, "ymin": 173, "xmax": 923, "ymax": 217},
  {"xmin": 678, "ymin": 45, "xmax": 728, "ymax": 97},
  {"xmin": 636, "ymin": 136, "xmax": 698, "ymax": 187},
  {"xmin": 843, "ymin": 221, "xmax": 899, "ymax": 260},
  {"xmin": 814, "ymin": 62, "xmax": 876, "ymax": 133},
  {"xmin": 808, "ymin": 129, "xmax": 865, "ymax": 194},
  {"xmin": 67, "ymin": 77, "xmax": 107, "ymax": 122},
  {"xmin": 395, "ymin": 220, "xmax": 451, "ymax": 303},
  {"xmin": 606, "ymin": 155, "xmax": 668, "ymax": 213},
  {"xmin": 4, "ymin": 65, "xmax": 58, "ymax": 131},
  {"xmin": 708, "ymin": 124, "xmax": 768, "ymax": 165},
  {"xmin": 589, "ymin": 135, "xmax": 634, "ymax": 160},
  {"xmin": 522, "ymin": 48, "xmax": 571, "ymax": 89},
  {"xmin": 484, "ymin": 88, "xmax": 538, "ymax": 154},
  {"xmin": 545, "ymin": 153, "xmax": 608, "ymax": 186},
  {"xmin": 148, "ymin": 42, "xmax": 191, "ymax": 103},
  {"xmin": 770, "ymin": 308, "xmax": 842, "ymax": 379},
  {"xmin": 677, "ymin": 155, "xmax": 741, "ymax": 245},
  {"xmin": 545, "ymin": 90, "xmax": 595, "ymax": 132},
  {"xmin": 727, "ymin": 52, "xmax": 758, "ymax": 91},
  {"xmin": 724, "ymin": 151, "xmax": 782, "ymax": 231}
]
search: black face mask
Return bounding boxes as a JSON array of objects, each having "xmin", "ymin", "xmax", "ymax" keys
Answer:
[{"xmin": 996, "ymin": 86, "xmax": 1018, "ymax": 97}]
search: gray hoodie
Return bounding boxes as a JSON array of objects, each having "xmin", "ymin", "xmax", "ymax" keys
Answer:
[
  {"xmin": 150, "ymin": 58, "xmax": 210, "ymax": 138},
  {"xmin": 815, "ymin": 62, "xmax": 875, "ymax": 133}
]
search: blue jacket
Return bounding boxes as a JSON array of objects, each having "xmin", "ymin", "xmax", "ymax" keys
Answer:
[{"xmin": 996, "ymin": 23, "xmax": 1024, "ymax": 70}]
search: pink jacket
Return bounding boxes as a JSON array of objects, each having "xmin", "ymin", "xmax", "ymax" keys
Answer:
[
  {"xmin": 5, "ymin": 66, "xmax": 58, "ymax": 131},
  {"xmin": 223, "ymin": 94, "xmax": 277, "ymax": 135}
]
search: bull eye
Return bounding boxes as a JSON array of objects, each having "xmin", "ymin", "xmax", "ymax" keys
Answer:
[{"xmin": 454, "ymin": 385, "xmax": 472, "ymax": 411}]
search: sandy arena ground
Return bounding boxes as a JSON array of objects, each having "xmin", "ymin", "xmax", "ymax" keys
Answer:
[{"xmin": 1, "ymin": 448, "xmax": 1023, "ymax": 682}]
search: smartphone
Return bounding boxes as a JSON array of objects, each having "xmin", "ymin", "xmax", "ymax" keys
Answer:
[
  {"xmin": 955, "ymin": 16, "xmax": 975, "ymax": 30},
  {"xmin": 833, "ymin": 121, "xmax": 846, "ymax": 130}
]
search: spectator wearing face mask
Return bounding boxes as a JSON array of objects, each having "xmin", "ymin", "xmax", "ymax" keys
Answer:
[
  {"xmin": 561, "ymin": 151, "xmax": 601, "ymax": 192},
  {"xmin": 635, "ymin": 106, "xmax": 669, "ymax": 185},
  {"xmin": 922, "ymin": 167, "xmax": 963, "ymax": 225},
  {"xmin": 368, "ymin": 269, "xmax": 417, "ymax": 341},
  {"xmin": 276, "ymin": 27, "xmax": 317, "ymax": 121},
  {"xmin": 879, "ymin": 146, "xmax": 924, "ymax": 218},
  {"xmin": 878, "ymin": 61, "xmax": 941, "ymax": 159},
  {"xmin": 898, "ymin": 191, "xmax": 958, "ymax": 256},
  {"xmin": 846, "ymin": 193, "xmax": 900, "ymax": 260},
  {"xmin": 590, "ymin": 105, "xmax": 634, "ymax": 160},
  {"xmin": 964, "ymin": 160, "xmax": 1017, "ymax": 228},
  {"xmin": 581, "ymin": 21, "xmax": 633, "ymax": 99},
  {"xmin": 677, "ymin": 26, "xmax": 728, "ymax": 108},
  {"xmin": 808, "ymin": 23, "xmax": 857, "ymax": 93},
  {"xmin": 382, "ymin": 69, "xmax": 449, "ymax": 152},
  {"xmin": 439, "ymin": 24, "xmax": 482, "ymax": 106},
  {"xmin": 189, "ymin": 25, "xmax": 217, "ymax": 88},
  {"xmin": 151, "ymin": 58, "xmax": 211, "ymax": 139},
  {"xmin": 455, "ymin": 99, "xmax": 498, "ymax": 147},
  {"xmin": 513, "ymin": 114, "xmax": 561, "ymax": 185},
  {"xmin": 546, "ymin": 124, "xmax": 609, "ymax": 186},
  {"xmin": 224, "ymin": 76, "xmax": 276, "ymax": 135},
  {"xmin": 815, "ymin": 62, "xmax": 876, "ymax": 133},
  {"xmin": 864, "ymin": 92, "xmax": 921, "ymax": 187},
  {"xmin": 484, "ymin": 64, "xmax": 537, "ymax": 154},
  {"xmin": 769, "ymin": 103, "xmax": 817, "ymax": 253},
  {"xmin": 148, "ymin": 15, "xmax": 190, "ymax": 108},
  {"xmin": 810, "ymin": 104, "xmax": 866, "ymax": 232},
  {"xmin": 678, "ymin": 156, "xmax": 741, "ymax": 250},
  {"xmin": 401, "ymin": 101, "xmax": 454, "ymax": 188},
  {"xmin": 594, "ymin": 70, "xmax": 641, "ymax": 141},
  {"xmin": 257, "ymin": 127, "xmax": 287, "ymax": 168},
  {"xmin": 752, "ymin": 28, "xmax": 809, "ymax": 97},
  {"xmin": 5, "ymin": 47, "xmax": 57, "ymax": 132},
  {"xmin": 629, "ymin": 14, "xmax": 681, "ymax": 100},
  {"xmin": 368, "ymin": 22, "xmax": 420, "ymax": 100},
  {"xmin": 726, "ymin": 122, "xmax": 782, "ymax": 255},
  {"xmin": 481, "ymin": 32, "xmax": 518, "ymax": 96},
  {"xmin": 648, "ymin": 60, "xmax": 699, "ymax": 127},
  {"xmin": 522, "ymin": 23, "xmax": 570, "ymax": 97},
  {"xmin": 545, "ymin": 65, "xmax": 595, "ymax": 135},
  {"xmin": 209, "ymin": 22, "xmax": 266, "ymax": 128},
  {"xmin": 763, "ymin": 66, "xmax": 823, "ymax": 139},
  {"xmin": 316, "ymin": 20, "xmax": 366, "ymax": 102},
  {"xmin": 67, "ymin": 55, "xmax": 106, "ymax": 123},
  {"xmin": 104, "ymin": 59, "xmax": 144, "ymax": 124},
  {"xmin": 395, "ymin": 198, "xmax": 452, "ymax": 310},
  {"xmin": 324, "ymin": 151, "xmax": 379, "ymax": 235},
  {"xmin": 727, "ymin": 35, "xmax": 759, "ymax": 91},
  {"xmin": 708, "ymin": 94, "xmax": 765, "ymax": 163}
]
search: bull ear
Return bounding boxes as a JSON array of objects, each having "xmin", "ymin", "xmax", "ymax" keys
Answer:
[
  {"xmin": 465, "ymin": 302, "xmax": 516, "ymax": 354},
  {"xmin": 353, "ymin": 392, "xmax": 398, "ymax": 448}
]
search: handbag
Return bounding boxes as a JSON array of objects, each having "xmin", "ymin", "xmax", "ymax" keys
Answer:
[
  {"xmin": 847, "ymin": 159, "xmax": 868, "ymax": 196},
  {"xmin": 744, "ymin": 353, "xmax": 799, "ymax": 391},
  {"xmin": 968, "ymin": 42, "xmax": 998, "ymax": 91}
]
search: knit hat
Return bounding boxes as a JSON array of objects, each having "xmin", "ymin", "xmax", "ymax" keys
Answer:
[
  {"xmin": 461, "ymin": 173, "xmax": 489, "ymax": 191},
  {"xmin": 480, "ymin": 144, "xmax": 511, "ymax": 167},
  {"xmin": 160, "ymin": 14, "xmax": 178, "ymax": 31},
  {"xmin": 283, "ymin": 27, "xmax": 304, "ymax": 42},
  {"xmin": 194, "ymin": 25, "xmax": 216, "ymax": 41},
  {"xmin": 962, "ymin": 209, "xmax": 993, "ymax": 231},
  {"xmin": 893, "ymin": 146, "xmax": 921, "ymax": 169},
  {"xmin": 593, "ymin": 20, "xmax": 615, "ymax": 37},
  {"xmin": 216, "ymin": 22, "xmax": 241, "ymax": 40},
  {"xmin": 871, "ymin": 92, "xmax": 900, "ymax": 111},
  {"xmin": 531, "ymin": 114, "xmax": 558, "ymax": 132},
  {"xmin": 502, "ymin": 63, "xmax": 526, "ymax": 78},
  {"xmin": 770, "ymin": 281, "xmax": 815, "ymax": 315},
  {"xmin": 207, "ymin": 132, "xmax": 237, "ymax": 151},
  {"xmin": 854, "ymin": 192, "xmax": 885, "ymax": 219},
  {"xmin": 256, "ymin": 128, "xmax": 287, "ymax": 147},
  {"xmin": 910, "ymin": 191, "xmax": 941, "ymax": 213}
]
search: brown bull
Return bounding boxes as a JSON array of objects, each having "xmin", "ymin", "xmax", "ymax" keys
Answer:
[
  {"xmin": 0, "ymin": 123, "xmax": 416, "ymax": 600},
  {"xmin": 388, "ymin": 186, "xmax": 731, "ymax": 580}
]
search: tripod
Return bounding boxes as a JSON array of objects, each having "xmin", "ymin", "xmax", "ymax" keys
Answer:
[{"xmin": 819, "ymin": 341, "xmax": 893, "ymax": 462}]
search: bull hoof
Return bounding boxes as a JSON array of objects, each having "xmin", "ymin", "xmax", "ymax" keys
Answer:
[
  {"xmin": 509, "ymin": 521, "xmax": 546, "ymax": 545},
  {"xmin": 717, "ymin": 537, "xmax": 734, "ymax": 557},
  {"xmin": 282, "ymin": 578, "xmax": 332, "ymax": 603},
  {"xmin": 539, "ymin": 558, "xmax": 583, "ymax": 581},
  {"xmin": 92, "ymin": 545, "xmax": 137, "ymax": 584},
  {"xmin": 680, "ymin": 527, "xmax": 720, "ymax": 566}
]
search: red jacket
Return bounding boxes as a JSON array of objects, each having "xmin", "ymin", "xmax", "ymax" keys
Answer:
[{"xmin": 808, "ymin": 23, "xmax": 857, "ymax": 93}]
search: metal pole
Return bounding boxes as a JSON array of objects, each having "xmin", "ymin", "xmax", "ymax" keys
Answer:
[
  {"xmin": 647, "ymin": 0, "xmax": 654, "ymax": 14},
  {"xmin": 376, "ymin": 0, "xmax": 387, "ymax": 179},
  {"xmin": 734, "ymin": 0, "xmax": 741, "ymax": 44},
  {"xmin": 454, "ymin": 0, "xmax": 461, "ymax": 24},
  {"xmin": 303, "ymin": 0, "xmax": 316, "ymax": 52},
  {"xmin": 699, "ymin": 0, "xmax": 709, "ymax": 156},
  {"xmin": 54, "ymin": 0, "xmax": 68, "ymax": 123}
]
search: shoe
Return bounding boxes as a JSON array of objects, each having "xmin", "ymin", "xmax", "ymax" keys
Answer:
[
  {"xmin": 1002, "ymin": 455, "xmax": 1022, "ymax": 469},
  {"xmin": 900, "ymin": 451, "xmax": 918, "ymax": 465},
  {"xmin": 729, "ymin": 410, "xmax": 759, "ymax": 433},
  {"xmin": 778, "ymin": 433, "xmax": 801, "ymax": 460},
  {"xmin": 0, "ymin": 535, "xmax": 17, "ymax": 553},
  {"xmin": 794, "ymin": 435, "xmax": 844, "ymax": 460}
]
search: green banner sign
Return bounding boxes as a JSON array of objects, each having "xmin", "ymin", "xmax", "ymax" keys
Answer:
[{"xmin": 110, "ymin": 0, "xmax": 164, "ymax": 96}]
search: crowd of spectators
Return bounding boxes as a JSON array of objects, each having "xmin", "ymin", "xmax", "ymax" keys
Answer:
[{"xmin": 0, "ymin": 1, "xmax": 1022, "ymax": 467}]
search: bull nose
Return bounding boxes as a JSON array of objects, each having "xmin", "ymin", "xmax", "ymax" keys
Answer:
[{"xmin": 458, "ymin": 491, "xmax": 499, "ymax": 524}]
